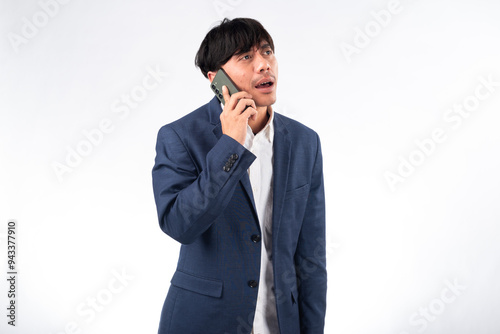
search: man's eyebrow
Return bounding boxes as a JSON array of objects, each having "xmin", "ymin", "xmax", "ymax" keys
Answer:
[
  {"xmin": 233, "ymin": 49, "xmax": 249, "ymax": 56},
  {"xmin": 233, "ymin": 43, "xmax": 272, "ymax": 57}
]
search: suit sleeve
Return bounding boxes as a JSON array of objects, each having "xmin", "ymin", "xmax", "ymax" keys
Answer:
[
  {"xmin": 152, "ymin": 125, "xmax": 256, "ymax": 244},
  {"xmin": 295, "ymin": 133, "xmax": 327, "ymax": 333}
]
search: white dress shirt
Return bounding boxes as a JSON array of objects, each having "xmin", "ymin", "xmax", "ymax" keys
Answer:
[{"xmin": 243, "ymin": 109, "xmax": 279, "ymax": 334}]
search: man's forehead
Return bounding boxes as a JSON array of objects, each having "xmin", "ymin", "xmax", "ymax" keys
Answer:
[{"xmin": 234, "ymin": 41, "xmax": 272, "ymax": 55}]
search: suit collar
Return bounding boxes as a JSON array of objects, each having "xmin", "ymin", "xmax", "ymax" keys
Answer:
[
  {"xmin": 208, "ymin": 96, "xmax": 223, "ymax": 125},
  {"xmin": 210, "ymin": 97, "xmax": 223, "ymax": 139}
]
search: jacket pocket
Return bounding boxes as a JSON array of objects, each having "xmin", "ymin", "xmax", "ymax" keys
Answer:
[
  {"xmin": 170, "ymin": 270, "xmax": 223, "ymax": 298},
  {"xmin": 285, "ymin": 183, "xmax": 310, "ymax": 200}
]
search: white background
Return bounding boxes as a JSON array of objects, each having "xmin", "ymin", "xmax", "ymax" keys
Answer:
[{"xmin": 1, "ymin": 0, "xmax": 500, "ymax": 333}]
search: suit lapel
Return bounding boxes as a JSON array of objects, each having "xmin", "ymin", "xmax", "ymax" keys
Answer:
[{"xmin": 272, "ymin": 113, "xmax": 291, "ymax": 242}]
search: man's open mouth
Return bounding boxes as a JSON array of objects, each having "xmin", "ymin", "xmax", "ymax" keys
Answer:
[{"xmin": 255, "ymin": 81, "xmax": 274, "ymax": 88}]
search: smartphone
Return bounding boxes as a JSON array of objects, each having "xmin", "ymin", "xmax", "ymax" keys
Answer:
[{"xmin": 210, "ymin": 68, "xmax": 239, "ymax": 105}]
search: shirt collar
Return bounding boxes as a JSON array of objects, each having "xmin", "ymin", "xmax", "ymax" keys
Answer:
[
  {"xmin": 262, "ymin": 106, "xmax": 274, "ymax": 143},
  {"xmin": 248, "ymin": 106, "xmax": 274, "ymax": 144},
  {"xmin": 242, "ymin": 106, "xmax": 274, "ymax": 150}
]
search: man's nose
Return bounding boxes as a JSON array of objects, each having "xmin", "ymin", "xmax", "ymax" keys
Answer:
[{"xmin": 254, "ymin": 53, "xmax": 270, "ymax": 72}]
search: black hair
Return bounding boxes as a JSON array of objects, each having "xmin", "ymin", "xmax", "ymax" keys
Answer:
[{"xmin": 195, "ymin": 18, "xmax": 275, "ymax": 78}]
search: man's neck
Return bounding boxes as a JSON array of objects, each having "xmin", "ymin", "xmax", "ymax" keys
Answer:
[{"xmin": 249, "ymin": 105, "xmax": 271, "ymax": 134}]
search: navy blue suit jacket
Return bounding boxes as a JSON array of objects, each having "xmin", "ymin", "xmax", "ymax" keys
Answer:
[{"xmin": 152, "ymin": 97, "xmax": 326, "ymax": 334}]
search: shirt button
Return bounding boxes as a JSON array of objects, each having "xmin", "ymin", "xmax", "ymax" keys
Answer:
[
  {"xmin": 251, "ymin": 234, "xmax": 261, "ymax": 243},
  {"xmin": 248, "ymin": 280, "xmax": 258, "ymax": 288}
]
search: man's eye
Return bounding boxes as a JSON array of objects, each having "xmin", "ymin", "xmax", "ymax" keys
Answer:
[
  {"xmin": 242, "ymin": 55, "xmax": 250, "ymax": 60},
  {"xmin": 262, "ymin": 49, "xmax": 273, "ymax": 56}
]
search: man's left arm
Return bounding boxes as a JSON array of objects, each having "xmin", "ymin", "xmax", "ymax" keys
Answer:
[{"xmin": 295, "ymin": 132, "xmax": 327, "ymax": 334}]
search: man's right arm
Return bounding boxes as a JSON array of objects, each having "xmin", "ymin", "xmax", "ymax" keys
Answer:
[{"xmin": 152, "ymin": 125, "xmax": 255, "ymax": 244}]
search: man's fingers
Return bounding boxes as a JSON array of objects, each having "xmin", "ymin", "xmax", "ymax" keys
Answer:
[
  {"xmin": 225, "ymin": 91, "xmax": 253, "ymax": 109},
  {"xmin": 241, "ymin": 106, "xmax": 257, "ymax": 120},
  {"xmin": 235, "ymin": 98, "xmax": 256, "ymax": 114},
  {"xmin": 219, "ymin": 88, "xmax": 257, "ymax": 145},
  {"xmin": 222, "ymin": 85, "xmax": 230, "ymax": 105}
]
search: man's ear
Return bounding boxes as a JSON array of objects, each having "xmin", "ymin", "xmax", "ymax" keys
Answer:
[{"xmin": 207, "ymin": 71, "xmax": 217, "ymax": 83}]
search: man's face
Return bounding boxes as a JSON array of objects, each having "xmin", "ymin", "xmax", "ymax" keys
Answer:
[{"xmin": 221, "ymin": 41, "xmax": 278, "ymax": 107}]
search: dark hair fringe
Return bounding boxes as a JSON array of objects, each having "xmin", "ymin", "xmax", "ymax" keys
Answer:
[{"xmin": 195, "ymin": 18, "xmax": 275, "ymax": 78}]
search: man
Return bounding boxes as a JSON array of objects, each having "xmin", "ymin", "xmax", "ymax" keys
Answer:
[{"xmin": 152, "ymin": 18, "xmax": 326, "ymax": 334}]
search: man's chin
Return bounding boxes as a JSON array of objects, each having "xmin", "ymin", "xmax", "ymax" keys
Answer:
[{"xmin": 254, "ymin": 94, "xmax": 277, "ymax": 108}]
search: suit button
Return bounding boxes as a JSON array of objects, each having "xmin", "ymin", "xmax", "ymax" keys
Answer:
[
  {"xmin": 223, "ymin": 165, "xmax": 231, "ymax": 172},
  {"xmin": 231, "ymin": 153, "xmax": 239, "ymax": 160},
  {"xmin": 248, "ymin": 280, "xmax": 258, "ymax": 288},
  {"xmin": 251, "ymin": 234, "xmax": 261, "ymax": 243}
]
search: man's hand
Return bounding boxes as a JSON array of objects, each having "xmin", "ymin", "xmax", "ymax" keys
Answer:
[{"xmin": 220, "ymin": 85, "xmax": 257, "ymax": 145}]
